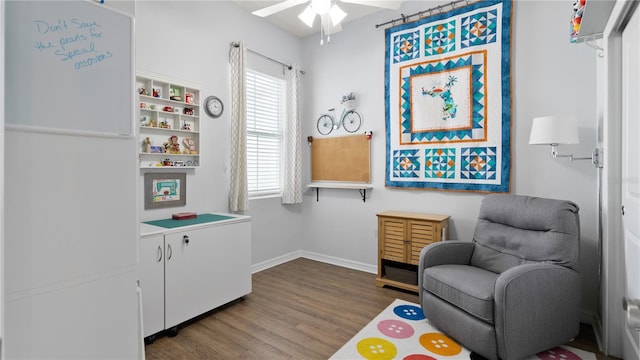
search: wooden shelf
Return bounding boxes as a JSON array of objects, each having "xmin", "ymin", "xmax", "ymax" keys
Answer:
[{"xmin": 375, "ymin": 277, "xmax": 419, "ymax": 293}]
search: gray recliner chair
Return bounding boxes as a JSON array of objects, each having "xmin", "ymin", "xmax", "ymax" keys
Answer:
[{"xmin": 418, "ymin": 194, "xmax": 581, "ymax": 360}]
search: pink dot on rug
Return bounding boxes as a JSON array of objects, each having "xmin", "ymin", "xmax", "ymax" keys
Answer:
[
  {"xmin": 377, "ymin": 319, "xmax": 415, "ymax": 339},
  {"xmin": 536, "ymin": 347, "xmax": 582, "ymax": 360},
  {"xmin": 404, "ymin": 354, "xmax": 436, "ymax": 360}
]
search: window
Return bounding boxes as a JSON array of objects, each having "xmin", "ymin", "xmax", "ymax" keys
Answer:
[{"xmin": 246, "ymin": 69, "xmax": 285, "ymax": 196}]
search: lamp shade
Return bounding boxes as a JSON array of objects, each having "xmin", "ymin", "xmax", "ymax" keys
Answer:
[{"xmin": 529, "ymin": 115, "xmax": 579, "ymax": 145}]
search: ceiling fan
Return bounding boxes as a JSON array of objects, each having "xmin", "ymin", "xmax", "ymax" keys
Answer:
[{"xmin": 252, "ymin": 0, "xmax": 403, "ymax": 44}]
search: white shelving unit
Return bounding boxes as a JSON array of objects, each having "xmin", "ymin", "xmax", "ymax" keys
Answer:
[
  {"xmin": 572, "ymin": 0, "xmax": 615, "ymax": 42},
  {"xmin": 136, "ymin": 72, "xmax": 201, "ymax": 169}
]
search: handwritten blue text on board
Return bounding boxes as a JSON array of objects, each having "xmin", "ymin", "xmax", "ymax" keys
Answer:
[{"xmin": 33, "ymin": 17, "xmax": 113, "ymax": 70}]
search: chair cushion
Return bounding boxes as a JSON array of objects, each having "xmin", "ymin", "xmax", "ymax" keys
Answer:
[
  {"xmin": 423, "ymin": 264, "xmax": 498, "ymax": 324},
  {"xmin": 471, "ymin": 194, "xmax": 580, "ymax": 273}
]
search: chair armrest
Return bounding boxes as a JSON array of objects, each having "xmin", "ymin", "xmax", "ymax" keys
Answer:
[
  {"xmin": 494, "ymin": 263, "xmax": 581, "ymax": 359},
  {"xmin": 418, "ymin": 241, "xmax": 474, "ymax": 297},
  {"xmin": 419, "ymin": 241, "xmax": 475, "ymax": 269}
]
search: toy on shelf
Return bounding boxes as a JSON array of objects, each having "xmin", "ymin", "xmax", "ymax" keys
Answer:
[
  {"xmin": 143, "ymin": 137, "xmax": 151, "ymax": 153},
  {"xmin": 570, "ymin": 0, "xmax": 586, "ymax": 42},
  {"xmin": 169, "ymin": 135, "xmax": 181, "ymax": 154},
  {"xmin": 183, "ymin": 137, "xmax": 197, "ymax": 155}
]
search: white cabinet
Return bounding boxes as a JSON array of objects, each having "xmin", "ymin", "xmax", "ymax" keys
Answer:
[
  {"xmin": 139, "ymin": 214, "xmax": 252, "ymax": 340},
  {"xmin": 136, "ymin": 72, "xmax": 201, "ymax": 168},
  {"xmin": 138, "ymin": 233, "xmax": 165, "ymax": 337}
]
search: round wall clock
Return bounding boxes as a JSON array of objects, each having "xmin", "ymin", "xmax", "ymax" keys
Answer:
[{"xmin": 204, "ymin": 95, "xmax": 224, "ymax": 118}]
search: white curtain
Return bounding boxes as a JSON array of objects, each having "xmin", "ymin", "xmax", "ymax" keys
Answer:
[
  {"xmin": 281, "ymin": 64, "xmax": 303, "ymax": 204},
  {"xmin": 229, "ymin": 41, "xmax": 249, "ymax": 212}
]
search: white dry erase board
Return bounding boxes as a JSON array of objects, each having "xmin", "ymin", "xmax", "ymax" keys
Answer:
[{"xmin": 5, "ymin": 1, "xmax": 133, "ymax": 135}]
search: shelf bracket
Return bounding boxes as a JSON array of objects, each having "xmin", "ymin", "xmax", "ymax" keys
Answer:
[{"xmin": 313, "ymin": 187, "xmax": 367, "ymax": 202}]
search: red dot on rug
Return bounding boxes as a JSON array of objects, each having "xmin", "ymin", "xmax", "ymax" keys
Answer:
[
  {"xmin": 403, "ymin": 354, "xmax": 436, "ymax": 360},
  {"xmin": 537, "ymin": 347, "xmax": 582, "ymax": 360}
]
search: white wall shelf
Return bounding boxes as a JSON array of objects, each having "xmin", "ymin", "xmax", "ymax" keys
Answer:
[
  {"xmin": 572, "ymin": 0, "xmax": 616, "ymax": 42},
  {"xmin": 306, "ymin": 182, "xmax": 373, "ymax": 202},
  {"xmin": 137, "ymin": 72, "xmax": 201, "ymax": 169}
]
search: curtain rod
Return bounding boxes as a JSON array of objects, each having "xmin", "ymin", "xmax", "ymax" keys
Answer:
[
  {"xmin": 230, "ymin": 42, "xmax": 305, "ymax": 75},
  {"xmin": 375, "ymin": 0, "xmax": 470, "ymax": 29}
]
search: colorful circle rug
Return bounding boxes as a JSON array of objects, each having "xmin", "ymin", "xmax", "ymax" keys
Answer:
[{"xmin": 330, "ymin": 299, "xmax": 596, "ymax": 360}]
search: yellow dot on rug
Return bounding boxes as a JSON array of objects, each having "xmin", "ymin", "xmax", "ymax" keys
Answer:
[
  {"xmin": 419, "ymin": 332, "xmax": 462, "ymax": 356},
  {"xmin": 356, "ymin": 337, "xmax": 398, "ymax": 360}
]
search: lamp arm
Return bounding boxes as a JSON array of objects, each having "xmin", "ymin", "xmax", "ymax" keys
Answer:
[{"xmin": 549, "ymin": 144, "xmax": 602, "ymax": 168}]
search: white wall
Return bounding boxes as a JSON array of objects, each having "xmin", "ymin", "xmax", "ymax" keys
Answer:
[
  {"xmin": 135, "ymin": 1, "xmax": 305, "ymax": 265},
  {"xmin": 300, "ymin": 0, "xmax": 600, "ymax": 320}
]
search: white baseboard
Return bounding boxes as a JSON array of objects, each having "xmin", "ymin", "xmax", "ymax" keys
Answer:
[
  {"xmin": 251, "ymin": 250, "xmax": 303, "ymax": 274},
  {"xmin": 300, "ymin": 251, "xmax": 377, "ymax": 274},
  {"xmin": 593, "ymin": 313, "xmax": 605, "ymax": 353},
  {"xmin": 251, "ymin": 251, "xmax": 377, "ymax": 275},
  {"xmin": 580, "ymin": 309, "xmax": 595, "ymax": 325}
]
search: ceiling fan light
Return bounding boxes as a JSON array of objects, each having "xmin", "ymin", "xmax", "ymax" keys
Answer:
[
  {"xmin": 311, "ymin": 0, "xmax": 331, "ymax": 15},
  {"xmin": 298, "ymin": 5, "xmax": 316, "ymax": 27},
  {"xmin": 329, "ymin": 4, "xmax": 347, "ymax": 26}
]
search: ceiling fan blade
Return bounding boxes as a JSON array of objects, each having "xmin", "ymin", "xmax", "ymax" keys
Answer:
[
  {"xmin": 341, "ymin": 0, "xmax": 404, "ymax": 10},
  {"xmin": 321, "ymin": 14, "xmax": 343, "ymax": 35},
  {"xmin": 252, "ymin": 0, "xmax": 308, "ymax": 17}
]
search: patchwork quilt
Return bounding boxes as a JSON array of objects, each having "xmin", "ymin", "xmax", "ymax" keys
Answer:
[{"xmin": 385, "ymin": 0, "xmax": 512, "ymax": 192}]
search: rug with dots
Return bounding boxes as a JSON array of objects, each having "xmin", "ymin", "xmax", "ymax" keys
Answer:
[{"xmin": 330, "ymin": 299, "xmax": 596, "ymax": 360}]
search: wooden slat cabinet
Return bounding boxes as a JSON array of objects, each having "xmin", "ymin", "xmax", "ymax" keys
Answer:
[{"xmin": 376, "ymin": 211, "xmax": 450, "ymax": 292}]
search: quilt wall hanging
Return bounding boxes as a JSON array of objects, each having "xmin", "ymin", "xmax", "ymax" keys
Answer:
[{"xmin": 385, "ymin": 0, "xmax": 512, "ymax": 192}]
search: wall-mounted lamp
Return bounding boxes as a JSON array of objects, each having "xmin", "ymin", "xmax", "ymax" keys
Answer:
[{"xmin": 528, "ymin": 115, "xmax": 602, "ymax": 168}]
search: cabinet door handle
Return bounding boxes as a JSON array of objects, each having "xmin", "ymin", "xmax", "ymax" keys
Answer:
[
  {"xmin": 157, "ymin": 245, "xmax": 162, "ymax": 262},
  {"xmin": 167, "ymin": 244, "xmax": 172, "ymax": 261},
  {"xmin": 183, "ymin": 235, "xmax": 190, "ymax": 245}
]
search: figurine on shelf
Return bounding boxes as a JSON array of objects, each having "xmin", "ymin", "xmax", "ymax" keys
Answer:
[
  {"xmin": 138, "ymin": 87, "xmax": 148, "ymax": 96},
  {"xmin": 182, "ymin": 137, "xmax": 197, "ymax": 155},
  {"xmin": 159, "ymin": 120, "xmax": 170, "ymax": 129},
  {"xmin": 169, "ymin": 135, "xmax": 181, "ymax": 154},
  {"xmin": 163, "ymin": 141, "xmax": 170, "ymax": 153},
  {"xmin": 181, "ymin": 122, "xmax": 191, "ymax": 131},
  {"xmin": 143, "ymin": 137, "xmax": 151, "ymax": 153}
]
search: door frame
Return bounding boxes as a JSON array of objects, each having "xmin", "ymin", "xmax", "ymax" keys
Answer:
[
  {"xmin": 598, "ymin": 1, "xmax": 639, "ymax": 357},
  {"xmin": 1, "ymin": 1, "xmax": 5, "ymax": 358}
]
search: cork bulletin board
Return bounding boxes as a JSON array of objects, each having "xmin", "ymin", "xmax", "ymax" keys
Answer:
[{"xmin": 310, "ymin": 134, "xmax": 371, "ymax": 183}]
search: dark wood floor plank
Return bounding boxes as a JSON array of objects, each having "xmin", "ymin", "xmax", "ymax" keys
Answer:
[{"xmin": 144, "ymin": 257, "xmax": 618, "ymax": 360}]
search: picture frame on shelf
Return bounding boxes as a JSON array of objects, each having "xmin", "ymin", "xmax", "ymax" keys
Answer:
[{"xmin": 144, "ymin": 172, "xmax": 186, "ymax": 209}]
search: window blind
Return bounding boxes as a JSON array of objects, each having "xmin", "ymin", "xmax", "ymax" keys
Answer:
[{"xmin": 246, "ymin": 69, "xmax": 284, "ymax": 196}]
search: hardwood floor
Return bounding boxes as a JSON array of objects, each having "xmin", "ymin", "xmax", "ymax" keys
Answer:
[{"xmin": 145, "ymin": 258, "xmax": 619, "ymax": 360}]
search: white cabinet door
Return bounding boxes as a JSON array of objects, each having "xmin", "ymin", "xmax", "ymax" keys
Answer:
[
  {"xmin": 139, "ymin": 234, "xmax": 165, "ymax": 337},
  {"xmin": 164, "ymin": 221, "xmax": 251, "ymax": 329}
]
